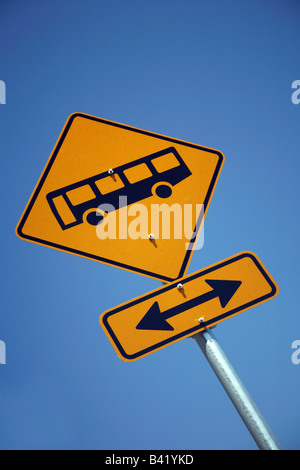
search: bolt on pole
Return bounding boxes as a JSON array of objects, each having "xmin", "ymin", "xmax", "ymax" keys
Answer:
[{"xmin": 194, "ymin": 328, "xmax": 281, "ymax": 450}]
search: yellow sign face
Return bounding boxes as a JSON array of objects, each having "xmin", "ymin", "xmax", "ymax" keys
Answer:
[
  {"xmin": 100, "ymin": 252, "xmax": 278, "ymax": 361},
  {"xmin": 16, "ymin": 113, "xmax": 224, "ymax": 281}
]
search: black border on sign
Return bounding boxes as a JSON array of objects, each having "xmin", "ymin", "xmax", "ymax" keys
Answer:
[
  {"xmin": 100, "ymin": 252, "xmax": 278, "ymax": 361},
  {"xmin": 16, "ymin": 113, "xmax": 224, "ymax": 282}
]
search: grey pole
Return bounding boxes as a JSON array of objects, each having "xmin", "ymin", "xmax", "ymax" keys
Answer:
[{"xmin": 194, "ymin": 328, "xmax": 281, "ymax": 450}]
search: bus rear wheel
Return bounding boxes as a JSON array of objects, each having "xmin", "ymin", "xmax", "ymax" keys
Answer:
[{"xmin": 153, "ymin": 183, "xmax": 172, "ymax": 199}]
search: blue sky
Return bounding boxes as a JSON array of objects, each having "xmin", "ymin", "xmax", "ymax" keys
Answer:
[{"xmin": 1, "ymin": 0, "xmax": 299, "ymax": 450}]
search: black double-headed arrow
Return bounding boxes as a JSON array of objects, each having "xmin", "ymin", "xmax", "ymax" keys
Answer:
[{"xmin": 136, "ymin": 279, "xmax": 242, "ymax": 331}]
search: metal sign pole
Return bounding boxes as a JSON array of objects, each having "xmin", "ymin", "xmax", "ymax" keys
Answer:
[{"xmin": 194, "ymin": 328, "xmax": 281, "ymax": 450}]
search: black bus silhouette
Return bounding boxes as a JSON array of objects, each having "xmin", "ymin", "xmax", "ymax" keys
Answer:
[{"xmin": 46, "ymin": 147, "xmax": 191, "ymax": 230}]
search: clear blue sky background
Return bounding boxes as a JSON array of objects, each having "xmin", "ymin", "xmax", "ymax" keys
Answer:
[{"xmin": 1, "ymin": 0, "xmax": 299, "ymax": 450}]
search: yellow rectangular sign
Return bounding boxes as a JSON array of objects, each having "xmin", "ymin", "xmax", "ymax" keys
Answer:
[
  {"xmin": 16, "ymin": 113, "xmax": 224, "ymax": 281},
  {"xmin": 100, "ymin": 252, "xmax": 278, "ymax": 361}
]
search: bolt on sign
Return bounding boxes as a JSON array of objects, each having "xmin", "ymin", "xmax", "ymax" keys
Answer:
[
  {"xmin": 16, "ymin": 113, "xmax": 224, "ymax": 281},
  {"xmin": 100, "ymin": 252, "xmax": 278, "ymax": 361}
]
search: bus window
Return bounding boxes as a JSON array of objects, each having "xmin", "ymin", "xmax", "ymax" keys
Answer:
[
  {"xmin": 52, "ymin": 195, "xmax": 77, "ymax": 225},
  {"xmin": 151, "ymin": 152, "xmax": 180, "ymax": 173},
  {"xmin": 124, "ymin": 163, "xmax": 152, "ymax": 184},
  {"xmin": 67, "ymin": 184, "xmax": 96, "ymax": 206},
  {"xmin": 95, "ymin": 174, "xmax": 124, "ymax": 195}
]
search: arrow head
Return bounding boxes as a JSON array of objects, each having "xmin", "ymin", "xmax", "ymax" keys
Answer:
[
  {"xmin": 136, "ymin": 301, "xmax": 174, "ymax": 331},
  {"xmin": 205, "ymin": 279, "xmax": 242, "ymax": 308}
]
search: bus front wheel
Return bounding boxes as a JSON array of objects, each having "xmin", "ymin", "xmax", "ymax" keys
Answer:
[{"xmin": 84, "ymin": 209, "xmax": 105, "ymax": 226}]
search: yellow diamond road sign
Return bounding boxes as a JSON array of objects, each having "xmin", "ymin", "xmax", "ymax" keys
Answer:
[
  {"xmin": 100, "ymin": 252, "xmax": 278, "ymax": 361},
  {"xmin": 16, "ymin": 113, "xmax": 224, "ymax": 281}
]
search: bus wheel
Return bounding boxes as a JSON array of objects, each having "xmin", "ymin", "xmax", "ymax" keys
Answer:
[
  {"xmin": 154, "ymin": 183, "xmax": 172, "ymax": 199},
  {"xmin": 85, "ymin": 210, "xmax": 104, "ymax": 226}
]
